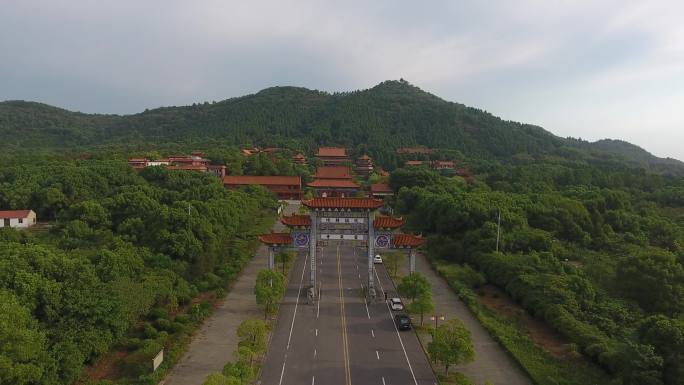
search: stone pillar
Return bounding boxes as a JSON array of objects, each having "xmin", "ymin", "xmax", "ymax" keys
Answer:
[
  {"xmin": 367, "ymin": 211, "xmax": 376, "ymax": 302},
  {"xmin": 309, "ymin": 210, "xmax": 317, "ymax": 293},
  {"xmin": 268, "ymin": 247, "xmax": 275, "ymax": 270},
  {"xmin": 409, "ymin": 248, "xmax": 415, "ymax": 275}
]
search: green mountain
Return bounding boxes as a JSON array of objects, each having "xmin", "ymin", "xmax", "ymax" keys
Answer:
[{"xmin": 1, "ymin": 80, "xmax": 682, "ymax": 174}]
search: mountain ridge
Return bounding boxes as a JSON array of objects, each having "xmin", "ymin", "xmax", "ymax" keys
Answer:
[{"xmin": 1, "ymin": 80, "xmax": 682, "ymax": 175}]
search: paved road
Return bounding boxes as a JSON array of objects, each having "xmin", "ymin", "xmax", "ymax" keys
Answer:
[
  {"xmin": 259, "ymin": 244, "xmax": 437, "ymax": 385},
  {"xmin": 413, "ymin": 253, "xmax": 532, "ymax": 385},
  {"xmin": 162, "ymin": 203, "xmax": 299, "ymax": 385}
]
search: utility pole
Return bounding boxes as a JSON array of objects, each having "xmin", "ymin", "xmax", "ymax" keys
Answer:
[{"xmin": 495, "ymin": 208, "xmax": 501, "ymax": 252}]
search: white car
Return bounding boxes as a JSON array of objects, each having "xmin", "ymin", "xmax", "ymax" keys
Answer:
[
  {"xmin": 389, "ymin": 297, "xmax": 404, "ymax": 311},
  {"xmin": 373, "ymin": 254, "xmax": 383, "ymax": 264}
]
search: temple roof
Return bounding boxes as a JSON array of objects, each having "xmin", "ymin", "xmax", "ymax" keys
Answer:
[
  {"xmin": 281, "ymin": 214, "xmax": 311, "ymax": 227},
  {"xmin": 374, "ymin": 215, "xmax": 404, "ymax": 229},
  {"xmin": 302, "ymin": 197, "xmax": 383, "ymax": 210},
  {"xmin": 370, "ymin": 183, "xmax": 393, "ymax": 193},
  {"xmin": 316, "ymin": 147, "xmax": 347, "ymax": 157},
  {"xmin": 258, "ymin": 233, "xmax": 292, "ymax": 245},
  {"xmin": 392, "ymin": 234, "xmax": 425, "ymax": 248},
  {"xmin": 307, "ymin": 179, "xmax": 360, "ymax": 188},
  {"xmin": 314, "ymin": 166, "xmax": 352, "ymax": 179}
]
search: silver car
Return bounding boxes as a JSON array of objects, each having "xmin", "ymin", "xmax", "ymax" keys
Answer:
[{"xmin": 389, "ymin": 297, "xmax": 404, "ymax": 311}]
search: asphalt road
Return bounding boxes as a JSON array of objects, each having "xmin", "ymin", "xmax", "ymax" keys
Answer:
[{"xmin": 259, "ymin": 244, "xmax": 437, "ymax": 385}]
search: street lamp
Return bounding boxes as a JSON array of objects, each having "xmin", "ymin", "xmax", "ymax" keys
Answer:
[{"xmin": 430, "ymin": 314, "xmax": 446, "ymax": 329}]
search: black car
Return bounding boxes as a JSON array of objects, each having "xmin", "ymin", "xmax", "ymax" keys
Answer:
[{"xmin": 394, "ymin": 314, "xmax": 412, "ymax": 330}]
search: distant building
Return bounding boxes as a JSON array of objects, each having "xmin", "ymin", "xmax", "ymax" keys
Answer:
[
  {"xmin": 396, "ymin": 147, "xmax": 433, "ymax": 155},
  {"xmin": 128, "ymin": 152, "xmax": 225, "ymax": 178},
  {"xmin": 0, "ymin": 210, "xmax": 37, "ymax": 229},
  {"xmin": 292, "ymin": 153, "xmax": 308, "ymax": 166},
  {"xmin": 405, "ymin": 160, "xmax": 426, "ymax": 167},
  {"xmin": 432, "ymin": 160, "xmax": 455, "ymax": 170},
  {"xmin": 223, "ymin": 176, "xmax": 302, "ymax": 200},
  {"xmin": 315, "ymin": 147, "xmax": 350, "ymax": 166},
  {"xmin": 369, "ymin": 183, "xmax": 393, "ymax": 199},
  {"xmin": 356, "ymin": 154, "xmax": 374, "ymax": 176},
  {"xmin": 309, "ymin": 166, "xmax": 358, "ymax": 197}
]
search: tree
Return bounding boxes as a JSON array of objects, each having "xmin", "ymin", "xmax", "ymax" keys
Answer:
[
  {"xmin": 428, "ymin": 319, "xmax": 475, "ymax": 375},
  {"xmin": 383, "ymin": 251, "xmax": 402, "ymax": 279},
  {"xmin": 236, "ymin": 319, "xmax": 267, "ymax": 366},
  {"xmin": 397, "ymin": 272, "xmax": 430, "ymax": 302},
  {"xmin": 275, "ymin": 251, "xmax": 294, "ymax": 275},
  {"xmin": 254, "ymin": 269, "xmax": 285, "ymax": 319},
  {"xmin": 407, "ymin": 292, "xmax": 434, "ymax": 326}
]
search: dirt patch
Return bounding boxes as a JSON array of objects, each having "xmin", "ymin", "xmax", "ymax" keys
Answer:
[
  {"xmin": 476, "ymin": 285, "xmax": 572, "ymax": 359},
  {"xmin": 82, "ymin": 350, "xmax": 127, "ymax": 381}
]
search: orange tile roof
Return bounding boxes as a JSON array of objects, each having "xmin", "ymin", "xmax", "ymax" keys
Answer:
[
  {"xmin": 0, "ymin": 210, "xmax": 33, "ymax": 219},
  {"xmin": 358, "ymin": 154, "xmax": 371, "ymax": 160},
  {"xmin": 370, "ymin": 183, "xmax": 393, "ymax": 193},
  {"xmin": 281, "ymin": 214, "xmax": 311, "ymax": 227},
  {"xmin": 167, "ymin": 165, "xmax": 208, "ymax": 171},
  {"xmin": 316, "ymin": 147, "xmax": 347, "ymax": 157},
  {"xmin": 258, "ymin": 233, "xmax": 292, "ymax": 245},
  {"xmin": 307, "ymin": 179, "xmax": 360, "ymax": 188},
  {"xmin": 223, "ymin": 176, "xmax": 302, "ymax": 186},
  {"xmin": 314, "ymin": 166, "xmax": 352, "ymax": 179},
  {"xmin": 302, "ymin": 197, "xmax": 383, "ymax": 209},
  {"xmin": 374, "ymin": 216, "xmax": 404, "ymax": 229},
  {"xmin": 392, "ymin": 234, "xmax": 425, "ymax": 247}
]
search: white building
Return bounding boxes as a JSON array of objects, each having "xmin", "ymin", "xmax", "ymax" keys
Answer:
[{"xmin": 0, "ymin": 210, "xmax": 37, "ymax": 229}]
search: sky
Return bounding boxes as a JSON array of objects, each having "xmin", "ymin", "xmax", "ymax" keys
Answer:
[{"xmin": 1, "ymin": 1, "xmax": 683, "ymax": 160}]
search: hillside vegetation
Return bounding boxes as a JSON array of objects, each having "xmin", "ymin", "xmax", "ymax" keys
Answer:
[{"xmin": 1, "ymin": 80, "xmax": 682, "ymax": 175}]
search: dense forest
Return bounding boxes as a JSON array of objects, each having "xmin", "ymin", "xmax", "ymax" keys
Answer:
[
  {"xmin": 1, "ymin": 80, "xmax": 682, "ymax": 176},
  {"xmin": 0, "ymin": 159, "xmax": 276, "ymax": 385},
  {"xmin": 390, "ymin": 159, "xmax": 684, "ymax": 385}
]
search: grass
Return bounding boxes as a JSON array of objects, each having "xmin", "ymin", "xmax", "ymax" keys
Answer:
[{"xmin": 432, "ymin": 261, "xmax": 612, "ymax": 385}]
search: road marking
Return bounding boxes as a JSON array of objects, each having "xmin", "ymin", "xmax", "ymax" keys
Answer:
[
  {"xmin": 371, "ymin": 329, "xmax": 375, "ymax": 338},
  {"xmin": 317, "ymin": 283, "xmax": 321, "ymax": 319},
  {"xmin": 278, "ymin": 358, "xmax": 287, "ymax": 385},
  {"xmin": 377, "ymin": 266, "xmax": 418, "ymax": 385},
  {"xmin": 314, "ymin": 348, "xmax": 317, "ymax": 358},
  {"xmin": 315, "ymin": 328, "xmax": 318, "ymax": 336},
  {"xmin": 382, "ymin": 377, "xmax": 386, "ymax": 385},
  {"xmin": 358, "ymin": 273, "xmax": 361, "ymax": 279},
  {"xmin": 337, "ymin": 245, "xmax": 352, "ymax": 385},
  {"xmin": 312, "ymin": 376, "xmax": 315, "ymax": 385},
  {"xmin": 376, "ymin": 350, "xmax": 380, "ymax": 360},
  {"xmin": 362, "ymin": 283, "xmax": 371, "ymax": 319},
  {"xmin": 287, "ymin": 252, "xmax": 309, "ymax": 350}
]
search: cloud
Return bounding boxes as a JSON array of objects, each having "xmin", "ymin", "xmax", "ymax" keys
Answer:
[{"xmin": 0, "ymin": 0, "xmax": 682, "ymax": 159}]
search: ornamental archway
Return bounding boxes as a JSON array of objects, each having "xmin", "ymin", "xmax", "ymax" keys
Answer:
[{"xmin": 259, "ymin": 197, "xmax": 424, "ymax": 302}]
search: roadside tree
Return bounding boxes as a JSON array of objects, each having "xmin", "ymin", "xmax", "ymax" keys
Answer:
[{"xmin": 428, "ymin": 318, "xmax": 475, "ymax": 375}]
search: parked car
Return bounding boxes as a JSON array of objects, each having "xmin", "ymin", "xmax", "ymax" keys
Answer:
[
  {"xmin": 394, "ymin": 314, "xmax": 412, "ymax": 330},
  {"xmin": 373, "ymin": 254, "xmax": 383, "ymax": 264},
  {"xmin": 389, "ymin": 297, "xmax": 404, "ymax": 311}
]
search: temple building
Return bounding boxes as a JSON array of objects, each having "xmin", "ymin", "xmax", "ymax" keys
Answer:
[
  {"xmin": 369, "ymin": 183, "xmax": 394, "ymax": 199},
  {"xmin": 315, "ymin": 147, "xmax": 350, "ymax": 166},
  {"xmin": 223, "ymin": 175, "xmax": 302, "ymax": 200},
  {"xmin": 128, "ymin": 152, "xmax": 226, "ymax": 178},
  {"xmin": 292, "ymin": 153, "xmax": 308, "ymax": 166},
  {"xmin": 308, "ymin": 166, "xmax": 359, "ymax": 197},
  {"xmin": 355, "ymin": 154, "xmax": 374, "ymax": 176},
  {"xmin": 396, "ymin": 147, "xmax": 433, "ymax": 155}
]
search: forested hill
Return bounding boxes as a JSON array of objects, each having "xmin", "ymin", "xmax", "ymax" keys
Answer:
[{"xmin": 1, "ymin": 80, "xmax": 682, "ymax": 174}]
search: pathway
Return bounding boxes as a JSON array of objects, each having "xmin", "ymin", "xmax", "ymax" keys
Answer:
[{"xmin": 161, "ymin": 202, "xmax": 299, "ymax": 385}]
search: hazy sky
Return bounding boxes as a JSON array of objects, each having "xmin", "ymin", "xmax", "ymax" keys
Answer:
[{"xmin": 1, "ymin": 1, "xmax": 683, "ymax": 160}]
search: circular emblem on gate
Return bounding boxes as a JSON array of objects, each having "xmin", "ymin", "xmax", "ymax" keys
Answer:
[
  {"xmin": 375, "ymin": 234, "xmax": 390, "ymax": 248},
  {"xmin": 294, "ymin": 233, "xmax": 309, "ymax": 247}
]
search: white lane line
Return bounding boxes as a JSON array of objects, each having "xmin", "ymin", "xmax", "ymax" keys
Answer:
[
  {"xmin": 382, "ymin": 376, "xmax": 386, "ymax": 385},
  {"xmin": 315, "ymin": 328, "xmax": 318, "ymax": 336},
  {"xmin": 278, "ymin": 358, "xmax": 287, "ymax": 385},
  {"xmin": 314, "ymin": 348, "xmax": 317, "ymax": 358},
  {"xmin": 358, "ymin": 273, "xmax": 361, "ymax": 279},
  {"xmin": 317, "ymin": 283, "xmax": 321, "ymax": 319},
  {"xmin": 362, "ymin": 284, "xmax": 371, "ymax": 319},
  {"xmin": 312, "ymin": 376, "xmax": 315, "ymax": 385},
  {"xmin": 371, "ymin": 329, "xmax": 375, "ymax": 338},
  {"xmin": 376, "ymin": 350, "xmax": 380, "ymax": 360},
  {"xmin": 286, "ymin": 252, "xmax": 309, "ymax": 350},
  {"xmin": 378, "ymin": 268, "xmax": 418, "ymax": 385}
]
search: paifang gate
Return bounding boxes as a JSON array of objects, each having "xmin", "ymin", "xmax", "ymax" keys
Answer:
[{"xmin": 260, "ymin": 197, "xmax": 424, "ymax": 303}]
